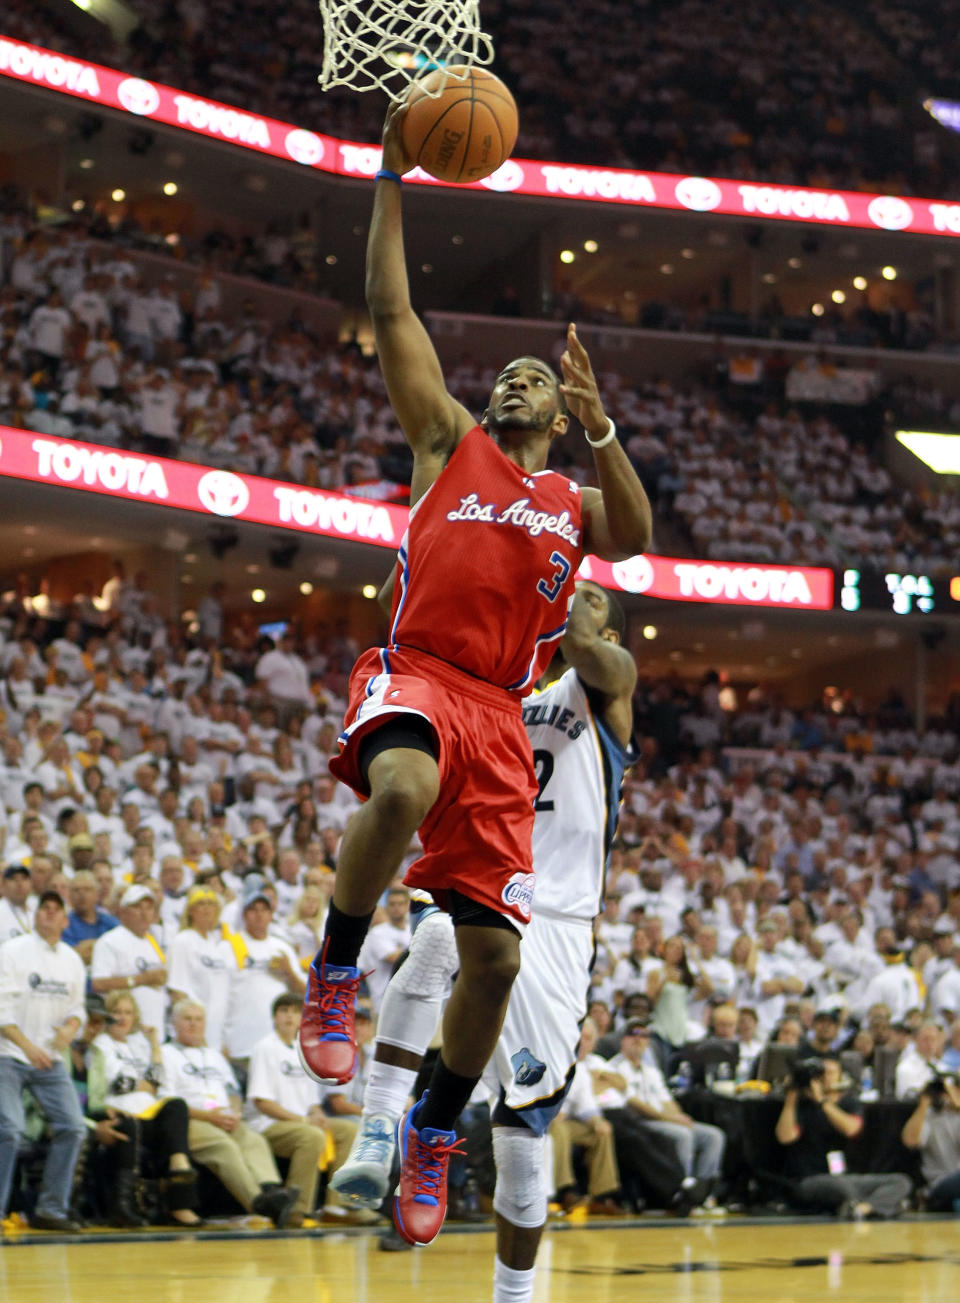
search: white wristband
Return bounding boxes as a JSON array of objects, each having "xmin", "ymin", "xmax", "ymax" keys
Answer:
[{"xmin": 585, "ymin": 418, "xmax": 617, "ymax": 449}]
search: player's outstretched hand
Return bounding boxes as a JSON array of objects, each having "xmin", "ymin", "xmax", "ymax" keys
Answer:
[
  {"xmin": 381, "ymin": 99, "xmax": 415, "ymax": 177},
  {"xmin": 559, "ymin": 323, "xmax": 609, "ymax": 444}
]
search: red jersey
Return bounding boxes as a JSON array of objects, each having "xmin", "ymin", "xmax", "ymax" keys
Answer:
[{"xmin": 387, "ymin": 425, "xmax": 584, "ymax": 694}]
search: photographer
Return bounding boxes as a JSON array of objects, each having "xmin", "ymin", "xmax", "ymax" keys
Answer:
[
  {"xmin": 901, "ymin": 1074, "xmax": 960, "ymax": 1212},
  {"xmin": 776, "ymin": 1055, "xmax": 912, "ymax": 1219}
]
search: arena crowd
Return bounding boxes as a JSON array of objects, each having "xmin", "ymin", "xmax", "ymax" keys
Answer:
[{"xmin": 0, "ymin": 571, "xmax": 959, "ymax": 1227}]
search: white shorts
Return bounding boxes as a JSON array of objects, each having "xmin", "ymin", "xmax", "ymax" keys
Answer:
[{"xmin": 486, "ymin": 910, "xmax": 592, "ymax": 1135}]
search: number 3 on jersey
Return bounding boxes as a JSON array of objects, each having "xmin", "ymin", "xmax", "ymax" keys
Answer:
[{"xmin": 537, "ymin": 550, "xmax": 571, "ymax": 602}]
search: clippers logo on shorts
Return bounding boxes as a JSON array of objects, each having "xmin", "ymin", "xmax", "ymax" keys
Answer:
[
  {"xmin": 510, "ymin": 1047, "xmax": 546, "ymax": 1088},
  {"xmin": 27, "ymin": 973, "xmax": 70, "ymax": 997},
  {"xmin": 197, "ymin": 469, "xmax": 250, "ymax": 517},
  {"xmin": 501, "ymin": 872, "xmax": 535, "ymax": 919}
]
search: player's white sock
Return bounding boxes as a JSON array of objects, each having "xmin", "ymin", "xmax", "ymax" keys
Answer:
[
  {"xmin": 364, "ymin": 1060, "xmax": 418, "ymax": 1122},
  {"xmin": 493, "ymin": 1259, "xmax": 536, "ymax": 1303}
]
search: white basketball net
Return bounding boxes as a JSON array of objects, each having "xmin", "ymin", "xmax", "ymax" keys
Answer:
[{"xmin": 318, "ymin": 1, "xmax": 495, "ymax": 98}]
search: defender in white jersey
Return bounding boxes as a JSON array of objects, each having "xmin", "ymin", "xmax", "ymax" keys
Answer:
[{"xmin": 331, "ymin": 580, "xmax": 636, "ymax": 1301}]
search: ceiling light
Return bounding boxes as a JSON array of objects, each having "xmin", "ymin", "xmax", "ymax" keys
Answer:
[
  {"xmin": 660, "ymin": 263, "xmax": 674, "ymax": 275},
  {"xmin": 762, "ymin": 273, "xmax": 777, "ymax": 284},
  {"xmin": 642, "ymin": 625, "xmax": 658, "ymax": 640},
  {"xmin": 560, "ymin": 250, "xmax": 575, "ymax": 264},
  {"xmin": 111, "ymin": 188, "xmax": 126, "ymax": 202},
  {"xmin": 811, "ymin": 303, "xmax": 825, "ymax": 316},
  {"xmin": 299, "ymin": 581, "xmax": 314, "ymax": 595},
  {"xmin": 325, "ymin": 254, "xmax": 338, "ymax": 265},
  {"xmin": 362, "ymin": 584, "xmax": 378, "ymax": 599},
  {"xmin": 79, "ymin": 158, "xmax": 95, "ymax": 170},
  {"xmin": 184, "ymin": 553, "xmax": 197, "ymax": 563},
  {"xmin": 583, "ymin": 239, "xmax": 598, "ymax": 253},
  {"xmin": 788, "ymin": 256, "xmax": 802, "ymax": 269},
  {"xmin": 246, "ymin": 564, "xmax": 260, "ymax": 574},
  {"xmin": 831, "ymin": 289, "xmax": 846, "ymax": 304},
  {"xmin": 162, "ymin": 181, "xmax": 178, "ymax": 196},
  {"xmin": 681, "ymin": 248, "xmax": 695, "ymax": 260},
  {"xmin": 853, "ymin": 276, "xmax": 868, "ymax": 291},
  {"xmin": 421, "ymin": 263, "xmax": 433, "ymax": 273},
  {"xmin": 251, "ymin": 588, "xmax": 266, "ymax": 603},
  {"xmin": 71, "ymin": 199, "xmax": 85, "ymax": 212},
  {"xmin": 882, "ymin": 265, "xmax": 897, "ymax": 280},
  {"xmin": 451, "ymin": 234, "xmax": 464, "ymax": 245}
]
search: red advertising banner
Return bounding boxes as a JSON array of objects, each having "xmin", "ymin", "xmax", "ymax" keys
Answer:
[
  {"xmin": 0, "ymin": 426, "xmax": 835, "ymax": 610},
  {"xmin": 578, "ymin": 553, "xmax": 834, "ymax": 611},
  {"xmin": 0, "ymin": 425, "xmax": 407, "ymax": 547},
  {"xmin": 2, "ymin": 34, "xmax": 960, "ymax": 239}
]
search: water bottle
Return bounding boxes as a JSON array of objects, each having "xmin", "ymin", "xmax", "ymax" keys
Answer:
[
  {"xmin": 860, "ymin": 1065, "xmax": 874, "ymax": 1097},
  {"xmin": 714, "ymin": 1062, "xmax": 733, "ymax": 1094},
  {"xmin": 675, "ymin": 1060, "xmax": 693, "ymax": 1093}
]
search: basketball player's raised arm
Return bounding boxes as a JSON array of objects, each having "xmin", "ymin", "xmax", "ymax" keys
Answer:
[
  {"xmin": 366, "ymin": 103, "xmax": 475, "ymax": 457},
  {"xmin": 561, "ymin": 586, "xmax": 636, "ymax": 746},
  {"xmin": 559, "ymin": 325, "xmax": 653, "ymax": 561}
]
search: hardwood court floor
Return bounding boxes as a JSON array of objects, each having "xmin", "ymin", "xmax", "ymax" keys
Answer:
[{"xmin": 2, "ymin": 1219, "xmax": 959, "ymax": 1303}]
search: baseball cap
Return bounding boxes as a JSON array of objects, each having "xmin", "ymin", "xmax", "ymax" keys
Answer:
[
  {"xmin": 934, "ymin": 920, "xmax": 955, "ymax": 936},
  {"xmin": 69, "ymin": 833, "xmax": 94, "ymax": 851},
  {"xmin": 2, "ymin": 864, "xmax": 30, "ymax": 880},
  {"xmin": 120, "ymin": 884, "xmax": 154, "ymax": 907},
  {"xmin": 813, "ymin": 1007, "xmax": 840, "ymax": 1022},
  {"xmin": 624, "ymin": 1018, "xmax": 651, "ymax": 1035},
  {"xmin": 37, "ymin": 890, "xmax": 65, "ymax": 909},
  {"xmin": 242, "ymin": 875, "xmax": 271, "ymax": 910}
]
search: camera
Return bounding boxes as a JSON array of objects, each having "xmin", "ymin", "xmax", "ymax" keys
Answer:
[
  {"xmin": 791, "ymin": 1058, "xmax": 826, "ymax": 1090},
  {"xmin": 924, "ymin": 1071, "xmax": 955, "ymax": 1106}
]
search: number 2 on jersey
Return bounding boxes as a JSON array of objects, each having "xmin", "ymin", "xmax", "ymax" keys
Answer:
[
  {"xmin": 532, "ymin": 749, "xmax": 555, "ymax": 811},
  {"xmin": 537, "ymin": 550, "xmax": 571, "ymax": 602}
]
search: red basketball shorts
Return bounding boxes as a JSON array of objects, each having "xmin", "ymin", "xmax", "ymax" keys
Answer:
[{"xmin": 329, "ymin": 645, "xmax": 537, "ymax": 929}]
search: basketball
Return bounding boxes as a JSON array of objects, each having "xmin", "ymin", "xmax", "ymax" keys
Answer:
[{"xmin": 401, "ymin": 66, "xmax": 518, "ymax": 184}]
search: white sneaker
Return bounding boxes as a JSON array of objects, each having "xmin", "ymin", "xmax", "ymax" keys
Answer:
[{"xmin": 329, "ymin": 1114, "xmax": 396, "ymax": 1209}]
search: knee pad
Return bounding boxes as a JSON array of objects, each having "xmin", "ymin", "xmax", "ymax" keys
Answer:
[
  {"xmin": 492, "ymin": 1127, "xmax": 547, "ymax": 1229},
  {"xmin": 391, "ymin": 910, "xmax": 458, "ymax": 999}
]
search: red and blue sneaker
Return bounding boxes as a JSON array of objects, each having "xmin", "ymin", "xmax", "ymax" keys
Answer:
[
  {"xmin": 393, "ymin": 1095, "xmax": 466, "ymax": 1247},
  {"xmin": 296, "ymin": 939, "xmax": 367, "ymax": 1085}
]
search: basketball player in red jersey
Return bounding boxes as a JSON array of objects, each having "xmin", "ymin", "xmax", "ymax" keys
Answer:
[{"xmin": 298, "ymin": 102, "xmax": 652, "ymax": 1246}]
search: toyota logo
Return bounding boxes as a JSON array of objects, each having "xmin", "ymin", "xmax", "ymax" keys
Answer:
[
  {"xmin": 481, "ymin": 160, "xmax": 525, "ymax": 193},
  {"xmin": 612, "ymin": 555, "xmax": 655, "ymax": 594},
  {"xmin": 675, "ymin": 176, "xmax": 722, "ymax": 212},
  {"xmin": 198, "ymin": 470, "xmax": 250, "ymax": 517},
  {"xmin": 118, "ymin": 77, "xmax": 161, "ymax": 117},
  {"xmin": 285, "ymin": 129, "xmax": 324, "ymax": 167},
  {"xmin": 868, "ymin": 195, "xmax": 913, "ymax": 231}
]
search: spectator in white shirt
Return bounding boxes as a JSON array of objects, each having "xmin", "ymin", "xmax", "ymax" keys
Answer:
[
  {"xmin": 223, "ymin": 877, "xmax": 305, "ymax": 1063},
  {"xmin": 357, "ymin": 887, "xmax": 411, "ymax": 1014},
  {"xmin": 0, "ymin": 864, "xmax": 33, "ymax": 945},
  {"xmin": 255, "ymin": 633, "xmax": 314, "ymax": 720},
  {"xmin": 160, "ymin": 999, "xmax": 298, "ymax": 1227},
  {"xmin": 0, "ymin": 891, "xmax": 87, "ymax": 1231},
  {"xmin": 90, "ymin": 884, "xmax": 168, "ymax": 1031},
  {"xmin": 166, "ymin": 886, "xmax": 233, "ymax": 1054},
  {"xmin": 896, "ymin": 1022, "xmax": 948, "ymax": 1100},
  {"xmin": 548, "ymin": 1019, "xmax": 623, "ymax": 1213},
  {"xmin": 245, "ymin": 992, "xmax": 365, "ymax": 1226}
]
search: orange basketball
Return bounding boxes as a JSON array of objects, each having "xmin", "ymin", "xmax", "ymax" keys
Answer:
[{"xmin": 401, "ymin": 66, "xmax": 518, "ymax": 184}]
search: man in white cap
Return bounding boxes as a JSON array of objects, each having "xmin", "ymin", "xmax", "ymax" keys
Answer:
[
  {"xmin": 223, "ymin": 876, "xmax": 305, "ymax": 1067},
  {"xmin": 89, "ymin": 884, "xmax": 168, "ymax": 1033},
  {"xmin": 0, "ymin": 865, "xmax": 33, "ymax": 946}
]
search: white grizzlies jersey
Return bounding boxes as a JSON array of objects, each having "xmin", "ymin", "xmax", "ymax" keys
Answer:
[
  {"xmin": 522, "ymin": 668, "xmax": 632, "ymax": 922},
  {"xmin": 487, "ymin": 669, "xmax": 633, "ymax": 1132}
]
